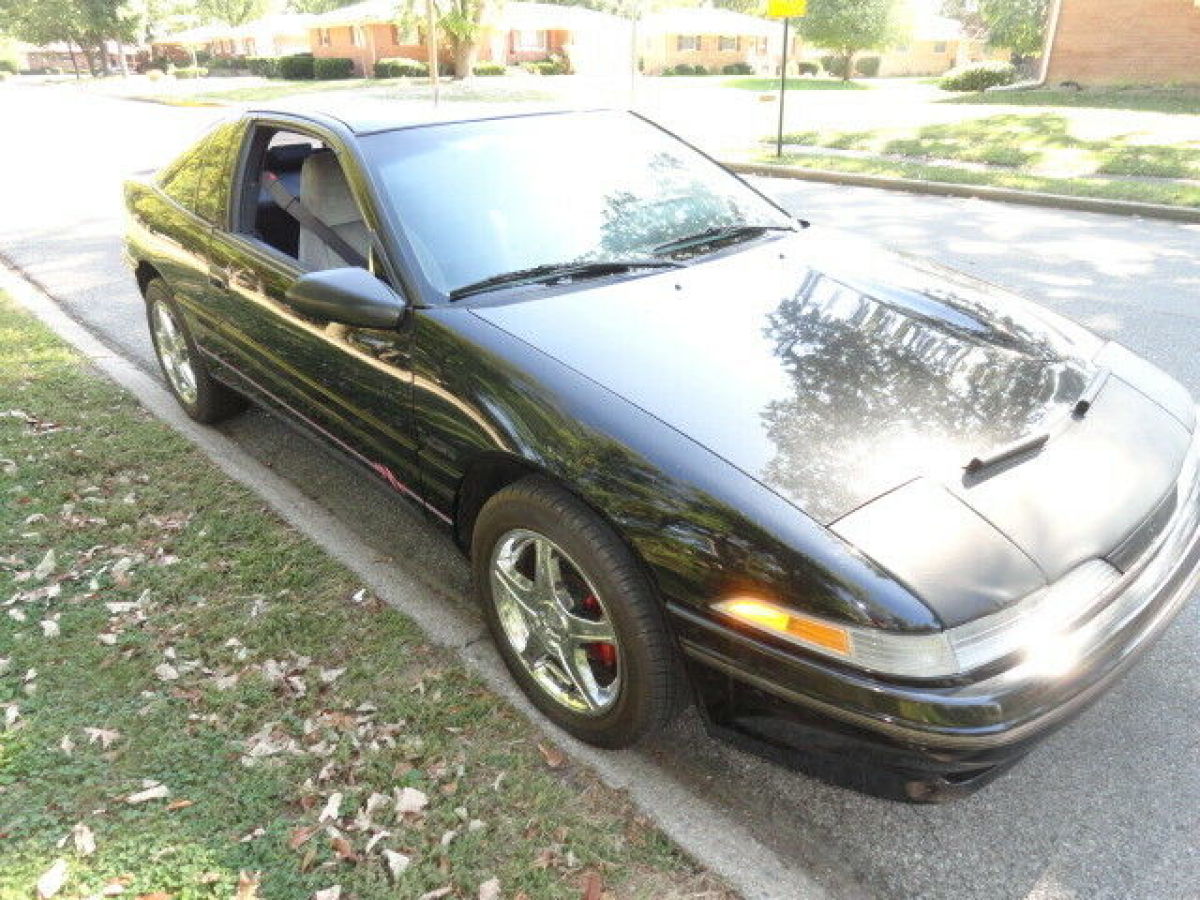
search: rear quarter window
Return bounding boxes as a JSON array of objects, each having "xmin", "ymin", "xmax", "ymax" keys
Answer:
[
  {"xmin": 195, "ymin": 122, "xmax": 246, "ymax": 227},
  {"xmin": 158, "ymin": 134, "xmax": 213, "ymax": 213},
  {"xmin": 157, "ymin": 120, "xmax": 245, "ymax": 223}
]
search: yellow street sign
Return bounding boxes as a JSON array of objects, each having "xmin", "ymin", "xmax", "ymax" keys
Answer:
[{"xmin": 766, "ymin": 0, "xmax": 806, "ymax": 17}]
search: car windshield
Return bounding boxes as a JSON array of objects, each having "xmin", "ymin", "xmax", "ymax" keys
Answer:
[{"xmin": 361, "ymin": 111, "xmax": 795, "ymax": 297}]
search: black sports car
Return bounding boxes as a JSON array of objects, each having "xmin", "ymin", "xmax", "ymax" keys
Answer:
[{"xmin": 124, "ymin": 105, "xmax": 1200, "ymax": 801}]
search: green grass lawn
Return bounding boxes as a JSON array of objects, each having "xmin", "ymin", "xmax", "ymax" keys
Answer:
[
  {"xmin": 0, "ymin": 291, "xmax": 729, "ymax": 899},
  {"xmin": 762, "ymin": 111, "xmax": 1200, "ymax": 206},
  {"xmin": 723, "ymin": 76, "xmax": 867, "ymax": 91},
  {"xmin": 194, "ymin": 77, "xmax": 386, "ymax": 102},
  {"xmin": 755, "ymin": 150, "xmax": 1200, "ymax": 207},
  {"xmin": 946, "ymin": 87, "xmax": 1200, "ymax": 115}
]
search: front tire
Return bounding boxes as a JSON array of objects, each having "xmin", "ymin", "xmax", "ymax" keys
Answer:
[
  {"xmin": 472, "ymin": 476, "xmax": 685, "ymax": 748},
  {"xmin": 145, "ymin": 279, "xmax": 244, "ymax": 424}
]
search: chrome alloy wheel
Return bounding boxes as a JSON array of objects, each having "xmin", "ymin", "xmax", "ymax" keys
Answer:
[
  {"xmin": 150, "ymin": 301, "xmax": 198, "ymax": 406},
  {"xmin": 490, "ymin": 529, "xmax": 622, "ymax": 715}
]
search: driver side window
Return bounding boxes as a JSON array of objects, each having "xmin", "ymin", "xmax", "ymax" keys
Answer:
[{"xmin": 240, "ymin": 128, "xmax": 371, "ymax": 273}]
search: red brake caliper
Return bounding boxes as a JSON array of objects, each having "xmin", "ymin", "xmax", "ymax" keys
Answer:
[{"xmin": 582, "ymin": 595, "xmax": 617, "ymax": 667}]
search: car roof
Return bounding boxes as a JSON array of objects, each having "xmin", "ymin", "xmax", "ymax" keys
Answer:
[{"xmin": 246, "ymin": 98, "xmax": 610, "ymax": 136}]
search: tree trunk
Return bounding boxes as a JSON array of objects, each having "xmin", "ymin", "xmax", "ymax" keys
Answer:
[
  {"xmin": 68, "ymin": 39, "xmax": 82, "ymax": 79},
  {"xmin": 82, "ymin": 44, "xmax": 96, "ymax": 77},
  {"xmin": 97, "ymin": 40, "xmax": 112, "ymax": 76},
  {"xmin": 453, "ymin": 39, "xmax": 476, "ymax": 80},
  {"xmin": 117, "ymin": 40, "xmax": 129, "ymax": 76},
  {"xmin": 841, "ymin": 49, "xmax": 854, "ymax": 82}
]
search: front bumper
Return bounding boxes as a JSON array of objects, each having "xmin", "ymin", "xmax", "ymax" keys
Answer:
[{"xmin": 672, "ymin": 426, "xmax": 1200, "ymax": 801}]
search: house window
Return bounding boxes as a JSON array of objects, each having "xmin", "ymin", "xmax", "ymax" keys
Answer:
[
  {"xmin": 391, "ymin": 24, "xmax": 416, "ymax": 45},
  {"xmin": 244, "ymin": 38, "xmax": 256, "ymax": 55},
  {"xmin": 514, "ymin": 29, "xmax": 548, "ymax": 51},
  {"xmin": 719, "ymin": 36, "xmax": 737, "ymax": 52},
  {"xmin": 676, "ymin": 35, "xmax": 700, "ymax": 52},
  {"xmin": 318, "ymin": 28, "xmax": 331, "ymax": 47},
  {"xmin": 351, "ymin": 26, "xmax": 366, "ymax": 47},
  {"xmin": 933, "ymin": 41, "xmax": 947, "ymax": 53}
]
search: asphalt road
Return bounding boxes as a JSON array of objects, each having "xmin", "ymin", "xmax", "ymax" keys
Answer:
[{"xmin": 3, "ymin": 81, "xmax": 1199, "ymax": 900}]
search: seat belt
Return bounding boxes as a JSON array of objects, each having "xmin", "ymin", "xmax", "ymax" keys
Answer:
[{"xmin": 263, "ymin": 171, "xmax": 368, "ymax": 270}]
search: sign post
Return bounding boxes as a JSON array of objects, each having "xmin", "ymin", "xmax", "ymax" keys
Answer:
[{"xmin": 766, "ymin": 0, "xmax": 807, "ymax": 158}]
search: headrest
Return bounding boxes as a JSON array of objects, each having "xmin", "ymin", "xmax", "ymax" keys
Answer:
[
  {"xmin": 265, "ymin": 143, "xmax": 313, "ymax": 173},
  {"xmin": 299, "ymin": 150, "xmax": 361, "ymax": 228}
]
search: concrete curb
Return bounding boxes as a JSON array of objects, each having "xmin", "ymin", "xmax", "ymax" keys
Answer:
[
  {"xmin": 725, "ymin": 161, "xmax": 1200, "ymax": 224},
  {"xmin": 0, "ymin": 261, "xmax": 826, "ymax": 900}
]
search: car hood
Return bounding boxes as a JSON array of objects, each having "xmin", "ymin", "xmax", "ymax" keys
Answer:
[{"xmin": 472, "ymin": 232, "xmax": 1195, "ymax": 624}]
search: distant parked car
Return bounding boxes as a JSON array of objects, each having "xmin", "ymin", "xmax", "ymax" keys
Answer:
[{"xmin": 124, "ymin": 106, "xmax": 1200, "ymax": 801}]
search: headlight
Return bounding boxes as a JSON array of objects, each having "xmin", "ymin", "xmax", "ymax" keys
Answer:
[{"xmin": 714, "ymin": 560, "xmax": 1122, "ymax": 679}]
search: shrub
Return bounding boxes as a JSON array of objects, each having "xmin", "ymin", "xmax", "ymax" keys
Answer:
[
  {"xmin": 146, "ymin": 56, "xmax": 171, "ymax": 72},
  {"xmin": 314, "ymin": 56, "xmax": 354, "ymax": 79},
  {"xmin": 523, "ymin": 57, "xmax": 567, "ymax": 75},
  {"xmin": 939, "ymin": 61, "xmax": 1017, "ymax": 92},
  {"xmin": 721, "ymin": 62, "xmax": 754, "ymax": 76},
  {"xmin": 692, "ymin": 64, "xmax": 709, "ymax": 75},
  {"xmin": 195, "ymin": 50, "xmax": 212, "ymax": 65},
  {"xmin": 473, "ymin": 61, "xmax": 505, "ymax": 76},
  {"xmin": 174, "ymin": 66, "xmax": 208, "ymax": 79},
  {"xmin": 208, "ymin": 55, "xmax": 246, "ymax": 72},
  {"xmin": 145, "ymin": 68, "xmax": 165, "ymax": 81},
  {"xmin": 797, "ymin": 61, "xmax": 819, "ymax": 76},
  {"xmin": 0, "ymin": 58, "xmax": 17, "ymax": 74},
  {"xmin": 375, "ymin": 56, "xmax": 428, "ymax": 78},
  {"xmin": 246, "ymin": 56, "xmax": 280, "ymax": 78},
  {"xmin": 279, "ymin": 53, "xmax": 315, "ymax": 80},
  {"xmin": 664, "ymin": 62, "xmax": 700, "ymax": 76},
  {"xmin": 854, "ymin": 55, "xmax": 880, "ymax": 77},
  {"xmin": 821, "ymin": 54, "xmax": 848, "ymax": 78}
]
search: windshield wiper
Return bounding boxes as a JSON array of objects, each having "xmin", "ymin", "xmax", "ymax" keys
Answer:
[
  {"xmin": 652, "ymin": 224, "xmax": 797, "ymax": 257},
  {"xmin": 449, "ymin": 259, "xmax": 684, "ymax": 301}
]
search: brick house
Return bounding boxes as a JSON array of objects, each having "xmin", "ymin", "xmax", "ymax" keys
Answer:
[
  {"xmin": 308, "ymin": 0, "xmax": 628, "ymax": 76},
  {"xmin": 1042, "ymin": 0, "xmax": 1200, "ymax": 85},
  {"xmin": 876, "ymin": 3, "xmax": 1009, "ymax": 76},
  {"xmin": 638, "ymin": 8, "xmax": 777, "ymax": 76}
]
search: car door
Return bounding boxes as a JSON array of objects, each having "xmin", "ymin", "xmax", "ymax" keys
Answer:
[{"xmin": 200, "ymin": 119, "xmax": 422, "ymax": 506}]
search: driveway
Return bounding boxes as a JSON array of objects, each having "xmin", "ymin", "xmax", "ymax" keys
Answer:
[{"xmin": 2, "ymin": 81, "xmax": 1199, "ymax": 900}]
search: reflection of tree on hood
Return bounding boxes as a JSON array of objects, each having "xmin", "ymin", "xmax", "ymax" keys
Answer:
[{"xmin": 759, "ymin": 270, "xmax": 1086, "ymax": 522}]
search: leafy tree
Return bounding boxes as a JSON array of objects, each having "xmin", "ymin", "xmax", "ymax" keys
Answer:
[
  {"xmin": 397, "ymin": 0, "xmax": 493, "ymax": 79},
  {"xmin": 197, "ymin": 0, "xmax": 268, "ymax": 26},
  {"xmin": 713, "ymin": 0, "xmax": 762, "ymax": 13},
  {"xmin": 941, "ymin": 0, "xmax": 1050, "ymax": 57},
  {"xmin": 287, "ymin": 0, "xmax": 361, "ymax": 13},
  {"xmin": 796, "ymin": 0, "xmax": 900, "ymax": 81},
  {"xmin": 796, "ymin": 0, "xmax": 902, "ymax": 81}
]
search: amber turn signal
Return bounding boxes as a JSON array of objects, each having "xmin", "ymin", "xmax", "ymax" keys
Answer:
[{"xmin": 715, "ymin": 598, "xmax": 851, "ymax": 656}]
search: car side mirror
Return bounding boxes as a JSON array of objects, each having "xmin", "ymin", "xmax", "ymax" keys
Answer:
[{"xmin": 285, "ymin": 267, "xmax": 407, "ymax": 329}]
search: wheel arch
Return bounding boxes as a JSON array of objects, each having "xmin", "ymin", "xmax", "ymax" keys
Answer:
[{"xmin": 134, "ymin": 260, "xmax": 164, "ymax": 298}]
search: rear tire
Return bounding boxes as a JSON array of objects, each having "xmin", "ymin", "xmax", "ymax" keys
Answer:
[
  {"xmin": 145, "ymin": 279, "xmax": 245, "ymax": 424},
  {"xmin": 472, "ymin": 476, "xmax": 685, "ymax": 748}
]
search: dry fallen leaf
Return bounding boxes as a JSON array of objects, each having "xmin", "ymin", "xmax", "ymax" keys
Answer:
[
  {"xmin": 330, "ymin": 835, "xmax": 357, "ymax": 862},
  {"xmin": 126, "ymin": 784, "xmax": 170, "ymax": 804},
  {"xmin": 235, "ymin": 871, "xmax": 260, "ymax": 900},
  {"xmin": 479, "ymin": 877, "xmax": 501, "ymax": 900},
  {"xmin": 319, "ymin": 792, "xmax": 343, "ymax": 823},
  {"xmin": 311, "ymin": 887, "xmax": 341, "ymax": 900},
  {"xmin": 84, "ymin": 728, "xmax": 120, "ymax": 749},
  {"xmin": 289, "ymin": 826, "xmax": 318, "ymax": 850},
  {"xmin": 418, "ymin": 888, "xmax": 453, "ymax": 900},
  {"xmin": 154, "ymin": 663, "xmax": 179, "ymax": 682},
  {"xmin": 36, "ymin": 858, "xmax": 68, "ymax": 899},
  {"xmin": 382, "ymin": 849, "xmax": 410, "ymax": 881},
  {"xmin": 537, "ymin": 743, "xmax": 565, "ymax": 768},
  {"xmin": 33, "ymin": 549, "xmax": 56, "ymax": 582},
  {"xmin": 40, "ymin": 619, "xmax": 60, "ymax": 638},
  {"xmin": 580, "ymin": 870, "xmax": 603, "ymax": 900},
  {"xmin": 72, "ymin": 822, "xmax": 96, "ymax": 856},
  {"xmin": 165, "ymin": 799, "xmax": 193, "ymax": 811},
  {"xmin": 394, "ymin": 786, "xmax": 428, "ymax": 815},
  {"xmin": 135, "ymin": 893, "xmax": 172, "ymax": 900}
]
